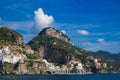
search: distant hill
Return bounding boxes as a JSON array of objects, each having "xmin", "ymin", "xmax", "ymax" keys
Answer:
[{"xmin": 91, "ymin": 50, "xmax": 120, "ymax": 62}]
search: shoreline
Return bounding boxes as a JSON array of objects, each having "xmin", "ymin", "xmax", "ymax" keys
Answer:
[{"xmin": 1, "ymin": 73, "xmax": 120, "ymax": 76}]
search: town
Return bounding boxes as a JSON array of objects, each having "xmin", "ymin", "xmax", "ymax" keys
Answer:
[{"xmin": 0, "ymin": 46, "xmax": 86, "ymax": 74}]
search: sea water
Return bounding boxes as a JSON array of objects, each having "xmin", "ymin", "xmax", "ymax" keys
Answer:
[{"xmin": 0, "ymin": 74, "xmax": 120, "ymax": 80}]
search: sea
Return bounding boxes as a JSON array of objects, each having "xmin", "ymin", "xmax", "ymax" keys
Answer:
[{"xmin": 0, "ymin": 74, "xmax": 120, "ymax": 80}]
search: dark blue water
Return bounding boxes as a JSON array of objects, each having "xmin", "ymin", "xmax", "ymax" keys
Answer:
[{"xmin": 0, "ymin": 74, "xmax": 120, "ymax": 80}]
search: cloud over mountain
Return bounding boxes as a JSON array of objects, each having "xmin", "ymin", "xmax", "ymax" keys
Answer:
[{"xmin": 33, "ymin": 8, "xmax": 54, "ymax": 33}]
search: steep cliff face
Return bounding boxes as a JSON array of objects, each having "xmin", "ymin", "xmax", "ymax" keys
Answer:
[{"xmin": 44, "ymin": 45, "xmax": 72, "ymax": 64}]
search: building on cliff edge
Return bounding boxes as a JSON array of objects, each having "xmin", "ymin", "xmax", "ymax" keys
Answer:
[{"xmin": 0, "ymin": 46, "xmax": 23, "ymax": 64}]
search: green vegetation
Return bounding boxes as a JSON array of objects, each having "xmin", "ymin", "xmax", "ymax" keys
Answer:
[
  {"xmin": 29, "ymin": 35, "xmax": 78, "ymax": 51},
  {"xmin": 91, "ymin": 50, "xmax": 120, "ymax": 62},
  {"xmin": 30, "ymin": 35, "xmax": 76, "ymax": 52},
  {"xmin": 26, "ymin": 53, "xmax": 38, "ymax": 59},
  {"xmin": 0, "ymin": 27, "xmax": 23, "ymax": 45},
  {"xmin": 91, "ymin": 50, "xmax": 120, "ymax": 72},
  {"xmin": 22, "ymin": 50, "xmax": 38, "ymax": 59}
]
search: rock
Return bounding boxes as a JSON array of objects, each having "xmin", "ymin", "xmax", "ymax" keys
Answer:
[{"xmin": 39, "ymin": 27, "xmax": 72, "ymax": 44}]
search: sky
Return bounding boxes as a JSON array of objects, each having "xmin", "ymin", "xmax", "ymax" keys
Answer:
[{"xmin": 0, "ymin": 0, "xmax": 120, "ymax": 53}]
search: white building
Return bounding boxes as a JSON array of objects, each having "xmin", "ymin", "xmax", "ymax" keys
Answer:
[
  {"xmin": 42, "ymin": 59, "xmax": 55, "ymax": 70},
  {"xmin": 0, "ymin": 46, "xmax": 24, "ymax": 64},
  {"xmin": 68, "ymin": 60, "xmax": 83, "ymax": 72},
  {"xmin": 2, "ymin": 46, "xmax": 10, "ymax": 54},
  {"xmin": 76, "ymin": 62, "xmax": 83, "ymax": 70},
  {"xmin": 2, "ymin": 54, "xmax": 23, "ymax": 64}
]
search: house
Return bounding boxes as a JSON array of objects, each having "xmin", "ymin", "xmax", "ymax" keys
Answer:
[
  {"xmin": 76, "ymin": 62, "xmax": 83, "ymax": 70},
  {"xmin": 2, "ymin": 54, "xmax": 23, "ymax": 64},
  {"xmin": 0, "ymin": 46, "xmax": 24, "ymax": 64}
]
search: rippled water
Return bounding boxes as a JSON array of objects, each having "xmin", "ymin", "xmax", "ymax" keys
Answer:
[{"xmin": 0, "ymin": 74, "xmax": 120, "ymax": 80}]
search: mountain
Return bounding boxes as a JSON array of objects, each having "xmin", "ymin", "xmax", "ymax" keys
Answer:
[
  {"xmin": 0, "ymin": 27, "xmax": 24, "ymax": 46},
  {"xmin": 39, "ymin": 27, "xmax": 73, "ymax": 44},
  {"xmin": 28, "ymin": 27, "xmax": 91, "ymax": 64},
  {"xmin": 91, "ymin": 50, "xmax": 120, "ymax": 62}
]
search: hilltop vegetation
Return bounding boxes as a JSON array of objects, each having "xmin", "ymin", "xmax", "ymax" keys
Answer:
[{"xmin": 0, "ymin": 27, "xmax": 23, "ymax": 46}]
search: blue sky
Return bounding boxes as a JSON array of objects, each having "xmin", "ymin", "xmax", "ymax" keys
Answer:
[{"xmin": 0, "ymin": 0, "xmax": 120, "ymax": 53}]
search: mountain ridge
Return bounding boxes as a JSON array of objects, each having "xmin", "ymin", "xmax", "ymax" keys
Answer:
[{"xmin": 91, "ymin": 50, "xmax": 120, "ymax": 62}]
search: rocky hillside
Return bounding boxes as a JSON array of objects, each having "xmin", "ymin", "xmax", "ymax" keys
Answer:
[
  {"xmin": 39, "ymin": 27, "xmax": 73, "ymax": 44},
  {"xmin": 28, "ymin": 27, "xmax": 91, "ymax": 64},
  {"xmin": 0, "ymin": 27, "xmax": 24, "ymax": 46},
  {"xmin": 0, "ymin": 27, "xmax": 35, "ymax": 58},
  {"xmin": 0, "ymin": 27, "xmax": 41, "ymax": 75}
]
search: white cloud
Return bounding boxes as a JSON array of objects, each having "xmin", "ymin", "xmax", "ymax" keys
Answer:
[
  {"xmin": 77, "ymin": 30, "xmax": 89, "ymax": 35},
  {"xmin": 97, "ymin": 38, "xmax": 105, "ymax": 43},
  {"xmin": 33, "ymin": 8, "xmax": 54, "ymax": 33},
  {"xmin": 61, "ymin": 30, "xmax": 66, "ymax": 34}
]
